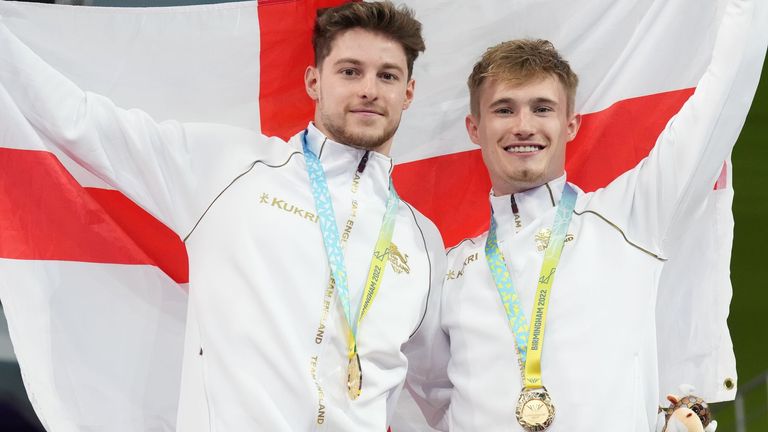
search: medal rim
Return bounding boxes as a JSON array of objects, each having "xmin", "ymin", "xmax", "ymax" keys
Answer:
[
  {"xmin": 346, "ymin": 353, "xmax": 363, "ymax": 400},
  {"xmin": 515, "ymin": 387, "xmax": 555, "ymax": 431}
]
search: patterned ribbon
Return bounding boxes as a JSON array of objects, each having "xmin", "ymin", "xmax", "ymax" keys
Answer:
[
  {"xmin": 485, "ymin": 184, "xmax": 577, "ymax": 389},
  {"xmin": 302, "ymin": 130, "xmax": 399, "ymax": 359}
]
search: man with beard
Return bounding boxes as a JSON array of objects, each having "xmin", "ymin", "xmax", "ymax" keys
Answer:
[
  {"xmin": 404, "ymin": 0, "xmax": 765, "ymax": 430},
  {"xmin": 0, "ymin": 1, "xmax": 444, "ymax": 430}
]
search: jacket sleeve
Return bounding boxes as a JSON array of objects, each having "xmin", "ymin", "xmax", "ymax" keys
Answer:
[
  {"xmin": 590, "ymin": 0, "xmax": 767, "ymax": 403},
  {"xmin": 596, "ymin": 0, "xmax": 767, "ymax": 254},
  {"xmin": 398, "ymin": 216, "xmax": 452, "ymax": 431},
  {"xmin": 0, "ymin": 19, "xmax": 263, "ymax": 236}
]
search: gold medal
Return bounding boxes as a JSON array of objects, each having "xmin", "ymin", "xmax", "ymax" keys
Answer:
[
  {"xmin": 515, "ymin": 387, "xmax": 555, "ymax": 431},
  {"xmin": 346, "ymin": 353, "xmax": 362, "ymax": 400}
]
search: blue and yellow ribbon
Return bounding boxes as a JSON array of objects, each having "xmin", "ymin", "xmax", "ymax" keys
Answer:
[
  {"xmin": 302, "ymin": 131, "xmax": 398, "ymax": 390},
  {"xmin": 485, "ymin": 184, "xmax": 577, "ymax": 389}
]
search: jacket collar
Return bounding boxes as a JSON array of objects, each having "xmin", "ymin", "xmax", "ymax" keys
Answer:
[
  {"xmin": 490, "ymin": 174, "xmax": 571, "ymax": 240},
  {"xmin": 298, "ymin": 122, "xmax": 394, "ymax": 192}
]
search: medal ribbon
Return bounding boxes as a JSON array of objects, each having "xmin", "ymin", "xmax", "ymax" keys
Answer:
[
  {"xmin": 485, "ymin": 184, "xmax": 577, "ymax": 389},
  {"xmin": 302, "ymin": 131, "xmax": 399, "ymax": 362}
]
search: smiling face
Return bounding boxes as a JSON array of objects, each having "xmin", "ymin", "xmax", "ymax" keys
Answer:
[
  {"xmin": 305, "ymin": 28, "xmax": 415, "ymax": 155},
  {"xmin": 466, "ymin": 74, "xmax": 581, "ymax": 195}
]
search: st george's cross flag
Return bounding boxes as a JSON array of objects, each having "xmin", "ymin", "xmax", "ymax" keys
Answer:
[{"xmin": 0, "ymin": 0, "xmax": 766, "ymax": 430}]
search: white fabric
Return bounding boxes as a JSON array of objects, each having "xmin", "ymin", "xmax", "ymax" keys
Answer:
[
  {"xmin": 0, "ymin": 18, "xmax": 446, "ymax": 432},
  {"xmin": 0, "ymin": 0, "xmax": 761, "ymax": 430},
  {"xmin": 392, "ymin": 0, "xmax": 727, "ymax": 163},
  {"xmin": 398, "ymin": 0, "xmax": 768, "ymax": 430},
  {"xmin": 0, "ymin": 1, "xmax": 262, "ymax": 136},
  {"xmin": 0, "ymin": 260, "xmax": 187, "ymax": 432},
  {"xmin": 0, "ymin": 0, "xmax": 734, "ymax": 162},
  {"xmin": 174, "ymin": 124, "xmax": 444, "ymax": 431}
]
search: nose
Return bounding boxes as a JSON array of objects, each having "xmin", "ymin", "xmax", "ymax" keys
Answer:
[
  {"xmin": 512, "ymin": 111, "xmax": 535, "ymax": 140},
  {"xmin": 358, "ymin": 73, "xmax": 379, "ymax": 101}
]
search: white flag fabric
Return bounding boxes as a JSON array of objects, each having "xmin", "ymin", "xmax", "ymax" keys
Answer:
[{"xmin": 0, "ymin": 0, "xmax": 765, "ymax": 430}]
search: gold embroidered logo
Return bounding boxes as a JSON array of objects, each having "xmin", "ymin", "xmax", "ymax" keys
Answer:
[
  {"xmin": 259, "ymin": 192, "xmax": 319, "ymax": 224},
  {"xmin": 388, "ymin": 243, "xmax": 410, "ymax": 274},
  {"xmin": 534, "ymin": 228, "xmax": 575, "ymax": 252},
  {"xmin": 446, "ymin": 252, "xmax": 480, "ymax": 280}
]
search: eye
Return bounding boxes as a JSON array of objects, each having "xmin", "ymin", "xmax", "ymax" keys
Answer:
[
  {"xmin": 494, "ymin": 107, "xmax": 514, "ymax": 115},
  {"xmin": 534, "ymin": 106, "xmax": 554, "ymax": 114},
  {"xmin": 379, "ymin": 72, "xmax": 399, "ymax": 82},
  {"xmin": 340, "ymin": 68, "xmax": 359, "ymax": 77}
]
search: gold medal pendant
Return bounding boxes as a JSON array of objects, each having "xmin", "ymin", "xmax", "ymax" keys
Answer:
[
  {"xmin": 515, "ymin": 387, "xmax": 555, "ymax": 431},
  {"xmin": 346, "ymin": 353, "xmax": 362, "ymax": 400}
]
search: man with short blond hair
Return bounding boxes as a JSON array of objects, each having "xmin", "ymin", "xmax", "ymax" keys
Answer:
[
  {"xmin": 405, "ymin": 0, "xmax": 764, "ymax": 430},
  {"xmin": 467, "ymin": 39, "xmax": 579, "ymax": 117}
]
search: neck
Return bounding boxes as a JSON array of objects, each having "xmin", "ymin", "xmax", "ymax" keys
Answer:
[
  {"xmin": 312, "ymin": 121, "xmax": 392, "ymax": 156},
  {"xmin": 492, "ymin": 181, "xmax": 546, "ymax": 197},
  {"xmin": 491, "ymin": 172, "xmax": 565, "ymax": 196}
]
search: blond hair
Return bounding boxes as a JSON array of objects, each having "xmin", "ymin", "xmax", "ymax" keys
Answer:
[{"xmin": 468, "ymin": 39, "xmax": 578, "ymax": 115}]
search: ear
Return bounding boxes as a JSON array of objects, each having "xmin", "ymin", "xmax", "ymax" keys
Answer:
[
  {"xmin": 305, "ymin": 66, "xmax": 320, "ymax": 101},
  {"xmin": 567, "ymin": 112, "xmax": 581, "ymax": 142},
  {"xmin": 667, "ymin": 394, "xmax": 680, "ymax": 405},
  {"xmin": 465, "ymin": 114, "xmax": 481, "ymax": 146},
  {"xmin": 402, "ymin": 78, "xmax": 415, "ymax": 110}
]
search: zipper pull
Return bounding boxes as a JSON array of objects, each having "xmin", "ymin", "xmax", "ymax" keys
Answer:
[
  {"xmin": 357, "ymin": 151, "xmax": 370, "ymax": 173},
  {"xmin": 510, "ymin": 194, "xmax": 520, "ymax": 214}
]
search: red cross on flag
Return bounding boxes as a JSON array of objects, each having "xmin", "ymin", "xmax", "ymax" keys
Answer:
[{"xmin": 0, "ymin": 1, "xmax": 765, "ymax": 430}]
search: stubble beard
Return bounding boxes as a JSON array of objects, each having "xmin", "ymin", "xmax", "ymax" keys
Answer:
[
  {"xmin": 511, "ymin": 166, "xmax": 549, "ymax": 189},
  {"xmin": 321, "ymin": 111, "xmax": 399, "ymax": 151},
  {"xmin": 492, "ymin": 160, "xmax": 547, "ymax": 195}
]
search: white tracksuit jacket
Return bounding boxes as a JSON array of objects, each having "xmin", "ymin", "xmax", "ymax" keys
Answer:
[
  {"xmin": 0, "ymin": 21, "xmax": 445, "ymax": 432},
  {"xmin": 404, "ymin": 0, "xmax": 767, "ymax": 430}
]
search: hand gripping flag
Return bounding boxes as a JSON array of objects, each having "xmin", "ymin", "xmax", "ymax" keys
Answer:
[{"xmin": 0, "ymin": 1, "xmax": 765, "ymax": 431}]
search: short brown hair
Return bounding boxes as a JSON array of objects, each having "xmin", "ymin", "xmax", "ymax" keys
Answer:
[
  {"xmin": 468, "ymin": 39, "xmax": 579, "ymax": 116},
  {"xmin": 313, "ymin": 1, "xmax": 425, "ymax": 78}
]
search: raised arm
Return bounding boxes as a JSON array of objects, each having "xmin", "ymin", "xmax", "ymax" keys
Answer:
[
  {"xmin": 598, "ymin": 0, "xmax": 767, "ymax": 252},
  {"xmin": 0, "ymin": 19, "xmax": 261, "ymax": 236}
]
